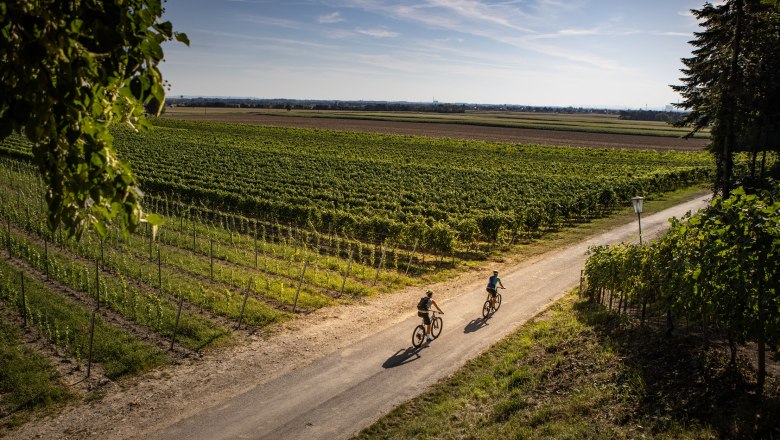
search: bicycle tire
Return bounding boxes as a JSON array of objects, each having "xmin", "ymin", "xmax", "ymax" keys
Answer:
[
  {"xmin": 482, "ymin": 300, "xmax": 491, "ymax": 318},
  {"xmin": 494, "ymin": 293, "xmax": 502, "ymax": 311},
  {"xmin": 412, "ymin": 325, "xmax": 426, "ymax": 348},
  {"xmin": 431, "ymin": 316, "xmax": 443, "ymax": 338}
]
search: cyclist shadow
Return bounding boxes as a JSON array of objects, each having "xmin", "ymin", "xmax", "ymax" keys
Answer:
[
  {"xmin": 382, "ymin": 346, "xmax": 425, "ymax": 369},
  {"xmin": 464, "ymin": 316, "xmax": 490, "ymax": 333}
]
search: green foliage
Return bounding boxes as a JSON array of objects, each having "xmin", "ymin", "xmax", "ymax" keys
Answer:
[
  {"xmin": 584, "ymin": 186, "xmax": 779, "ymax": 390},
  {"xmin": 0, "ymin": 0, "xmax": 188, "ymax": 239}
]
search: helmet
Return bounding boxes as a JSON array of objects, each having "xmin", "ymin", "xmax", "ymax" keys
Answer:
[
  {"xmin": 425, "ymin": 290, "xmax": 433, "ymax": 296},
  {"xmin": 493, "ymin": 270, "xmax": 499, "ymax": 275}
]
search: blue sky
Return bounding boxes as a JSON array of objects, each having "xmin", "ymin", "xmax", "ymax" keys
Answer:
[{"xmin": 160, "ymin": 0, "xmax": 706, "ymax": 109}]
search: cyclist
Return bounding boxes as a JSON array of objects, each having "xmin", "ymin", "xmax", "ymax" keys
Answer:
[
  {"xmin": 486, "ymin": 270, "xmax": 505, "ymax": 311},
  {"xmin": 417, "ymin": 290, "xmax": 444, "ymax": 342}
]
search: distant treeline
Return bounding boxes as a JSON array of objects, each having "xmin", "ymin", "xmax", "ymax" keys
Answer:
[
  {"xmin": 618, "ymin": 110, "xmax": 686, "ymax": 123},
  {"xmin": 168, "ymin": 98, "xmax": 632, "ymax": 115}
]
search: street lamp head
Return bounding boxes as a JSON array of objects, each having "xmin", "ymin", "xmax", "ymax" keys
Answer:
[{"xmin": 631, "ymin": 196, "xmax": 644, "ymax": 214}]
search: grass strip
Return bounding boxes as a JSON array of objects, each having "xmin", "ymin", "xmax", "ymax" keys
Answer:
[{"xmin": 0, "ymin": 315, "xmax": 73, "ymax": 430}]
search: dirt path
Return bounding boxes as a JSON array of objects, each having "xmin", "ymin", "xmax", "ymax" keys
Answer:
[{"xmin": 5, "ymin": 194, "xmax": 709, "ymax": 440}]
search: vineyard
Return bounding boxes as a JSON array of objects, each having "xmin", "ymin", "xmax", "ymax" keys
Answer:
[
  {"xmin": 583, "ymin": 186, "xmax": 779, "ymax": 392},
  {"xmin": 0, "ymin": 120, "xmax": 713, "ymax": 421}
]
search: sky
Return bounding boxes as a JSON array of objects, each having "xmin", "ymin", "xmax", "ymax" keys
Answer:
[{"xmin": 159, "ymin": 0, "xmax": 708, "ymax": 109}]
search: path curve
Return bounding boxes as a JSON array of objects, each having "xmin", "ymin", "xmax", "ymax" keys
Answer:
[{"xmin": 150, "ymin": 195, "xmax": 711, "ymax": 440}]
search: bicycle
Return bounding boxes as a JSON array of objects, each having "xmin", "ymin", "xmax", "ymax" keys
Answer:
[
  {"xmin": 482, "ymin": 287, "xmax": 504, "ymax": 318},
  {"xmin": 412, "ymin": 310, "xmax": 443, "ymax": 348}
]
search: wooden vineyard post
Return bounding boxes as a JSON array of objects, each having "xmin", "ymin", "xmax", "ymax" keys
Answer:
[
  {"xmin": 170, "ymin": 290, "xmax": 184, "ymax": 351},
  {"xmin": 86, "ymin": 308, "xmax": 97, "ymax": 379},
  {"xmin": 157, "ymin": 248, "xmax": 162, "ymax": 290},
  {"xmin": 95, "ymin": 258, "xmax": 100, "ymax": 309},
  {"xmin": 44, "ymin": 233, "xmax": 49, "ymax": 280},
  {"xmin": 148, "ymin": 224, "xmax": 153, "ymax": 260},
  {"xmin": 19, "ymin": 271, "xmax": 26, "ymax": 327},
  {"xmin": 579, "ymin": 270, "xmax": 584, "ymax": 298},
  {"xmin": 100, "ymin": 237, "xmax": 104, "ymax": 270},
  {"xmin": 373, "ymin": 246, "xmax": 386, "ymax": 286},
  {"xmin": 237, "ymin": 278, "xmax": 253, "ymax": 330},
  {"xmin": 292, "ymin": 262, "xmax": 308, "ymax": 313},
  {"xmin": 404, "ymin": 239, "xmax": 419, "ymax": 276},
  {"xmin": 210, "ymin": 239, "xmax": 214, "ymax": 281},
  {"xmin": 338, "ymin": 250, "xmax": 353, "ymax": 298}
]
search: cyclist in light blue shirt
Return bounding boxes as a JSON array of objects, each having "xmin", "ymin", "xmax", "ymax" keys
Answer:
[{"xmin": 486, "ymin": 270, "xmax": 505, "ymax": 310}]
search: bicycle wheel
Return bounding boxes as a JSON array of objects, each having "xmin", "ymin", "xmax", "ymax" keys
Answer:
[
  {"xmin": 412, "ymin": 325, "xmax": 426, "ymax": 348},
  {"xmin": 494, "ymin": 293, "xmax": 502, "ymax": 312},
  {"xmin": 431, "ymin": 316, "xmax": 443, "ymax": 338},
  {"xmin": 482, "ymin": 300, "xmax": 492, "ymax": 318}
]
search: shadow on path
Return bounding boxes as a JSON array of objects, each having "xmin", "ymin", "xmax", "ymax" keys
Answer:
[
  {"xmin": 383, "ymin": 346, "xmax": 424, "ymax": 369},
  {"xmin": 464, "ymin": 317, "xmax": 490, "ymax": 333}
]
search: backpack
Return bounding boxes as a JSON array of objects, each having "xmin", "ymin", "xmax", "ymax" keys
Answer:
[{"xmin": 417, "ymin": 296, "xmax": 431, "ymax": 311}]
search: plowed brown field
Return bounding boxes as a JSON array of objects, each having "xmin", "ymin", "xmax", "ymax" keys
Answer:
[{"xmin": 162, "ymin": 112, "xmax": 708, "ymax": 151}]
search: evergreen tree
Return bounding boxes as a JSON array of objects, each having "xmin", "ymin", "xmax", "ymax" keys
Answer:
[{"xmin": 673, "ymin": 0, "xmax": 780, "ymax": 196}]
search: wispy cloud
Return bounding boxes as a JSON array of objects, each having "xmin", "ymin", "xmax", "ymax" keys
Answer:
[
  {"xmin": 242, "ymin": 15, "xmax": 302, "ymax": 29},
  {"xmin": 356, "ymin": 27, "xmax": 399, "ymax": 37},
  {"xmin": 323, "ymin": 28, "xmax": 355, "ymax": 38},
  {"xmin": 318, "ymin": 12, "xmax": 345, "ymax": 23},
  {"xmin": 557, "ymin": 28, "xmax": 599, "ymax": 36}
]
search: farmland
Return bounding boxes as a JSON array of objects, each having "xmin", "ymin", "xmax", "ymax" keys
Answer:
[
  {"xmin": 163, "ymin": 108, "xmax": 710, "ymax": 150},
  {"xmin": 0, "ymin": 118, "xmax": 712, "ymax": 427}
]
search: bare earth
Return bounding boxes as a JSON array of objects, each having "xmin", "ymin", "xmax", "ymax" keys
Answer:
[
  {"xmin": 7, "ymin": 195, "xmax": 711, "ymax": 440},
  {"xmin": 162, "ymin": 112, "xmax": 709, "ymax": 151}
]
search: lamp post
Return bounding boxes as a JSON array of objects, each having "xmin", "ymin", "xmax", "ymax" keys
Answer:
[{"xmin": 631, "ymin": 196, "xmax": 644, "ymax": 245}]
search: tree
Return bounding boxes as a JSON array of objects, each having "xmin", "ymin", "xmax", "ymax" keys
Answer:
[
  {"xmin": 672, "ymin": 0, "xmax": 780, "ymax": 196},
  {"xmin": 0, "ymin": 1, "xmax": 188, "ymax": 238}
]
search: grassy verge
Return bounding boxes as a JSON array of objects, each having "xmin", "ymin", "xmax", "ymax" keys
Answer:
[
  {"xmin": 0, "ymin": 315, "xmax": 74, "ymax": 430},
  {"xmin": 354, "ymin": 293, "xmax": 779, "ymax": 439}
]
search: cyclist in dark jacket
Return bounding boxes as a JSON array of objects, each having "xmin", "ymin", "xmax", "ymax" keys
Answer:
[{"xmin": 417, "ymin": 290, "xmax": 444, "ymax": 342}]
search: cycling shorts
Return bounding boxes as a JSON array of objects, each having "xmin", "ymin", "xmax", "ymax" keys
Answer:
[
  {"xmin": 417, "ymin": 310, "xmax": 431, "ymax": 325},
  {"xmin": 486, "ymin": 287, "xmax": 498, "ymax": 296}
]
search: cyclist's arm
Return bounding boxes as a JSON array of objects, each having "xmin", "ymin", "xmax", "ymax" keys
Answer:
[
  {"xmin": 499, "ymin": 280, "xmax": 506, "ymax": 289},
  {"xmin": 431, "ymin": 299, "xmax": 444, "ymax": 314}
]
